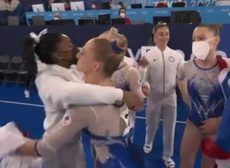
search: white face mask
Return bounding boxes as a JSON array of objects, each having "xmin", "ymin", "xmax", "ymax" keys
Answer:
[
  {"xmin": 120, "ymin": 13, "xmax": 125, "ymax": 18},
  {"xmin": 92, "ymin": 5, "xmax": 96, "ymax": 8},
  {"xmin": 192, "ymin": 38, "xmax": 214, "ymax": 60}
]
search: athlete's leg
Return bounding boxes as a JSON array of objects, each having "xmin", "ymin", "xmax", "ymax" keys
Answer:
[
  {"xmin": 144, "ymin": 99, "xmax": 162, "ymax": 153},
  {"xmin": 201, "ymin": 154, "xmax": 216, "ymax": 168},
  {"xmin": 180, "ymin": 119, "xmax": 202, "ymax": 168},
  {"xmin": 24, "ymin": 73, "xmax": 33, "ymax": 98},
  {"xmin": 161, "ymin": 104, "xmax": 177, "ymax": 167}
]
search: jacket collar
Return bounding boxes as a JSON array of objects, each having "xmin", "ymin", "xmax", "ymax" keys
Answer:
[
  {"xmin": 154, "ymin": 46, "xmax": 170, "ymax": 53},
  {"xmin": 37, "ymin": 61, "xmax": 77, "ymax": 81}
]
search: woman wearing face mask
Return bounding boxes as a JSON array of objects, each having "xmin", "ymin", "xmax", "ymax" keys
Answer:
[
  {"xmin": 142, "ymin": 22, "xmax": 184, "ymax": 168},
  {"xmin": 53, "ymin": 13, "xmax": 60, "ymax": 20},
  {"xmin": 8, "ymin": 37, "xmax": 140, "ymax": 168},
  {"xmin": 177, "ymin": 24, "xmax": 230, "ymax": 168},
  {"xmin": 91, "ymin": 1, "xmax": 98, "ymax": 10},
  {"xmin": 119, "ymin": 7, "xmax": 131, "ymax": 25},
  {"xmin": 15, "ymin": 30, "xmax": 141, "ymax": 168}
]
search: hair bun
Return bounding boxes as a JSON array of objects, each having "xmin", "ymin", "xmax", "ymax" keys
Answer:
[
  {"xmin": 157, "ymin": 21, "xmax": 166, "ymax": 25},
  {"xmin": 215, "ymin": 24, "xmax": 222, "ymax": 32},
  {"xmin": 116, "ymin": 34, "xmax": 127, "ymax": 50},
  {"xmin": 111, "ymin": 34, "xmax": 127, "ymax": 54},
  {"xmin": 110, "ymin": 27, "xmax": 119, "ymax": 33},
  {"xmin": 112, "ymin": 41, "xmax": 123, "ymax": 54},
  {"xmin": 153, "ymin": 22, "xmax": 167, "ymax": 34},
  {"xmin": 209, "ymin": 24, "xmax": 222, "ymax": 32}
]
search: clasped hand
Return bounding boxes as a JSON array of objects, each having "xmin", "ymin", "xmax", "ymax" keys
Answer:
[{"xmin": 199, "ymin": 118, "xmax": 220, "ymax": 135}]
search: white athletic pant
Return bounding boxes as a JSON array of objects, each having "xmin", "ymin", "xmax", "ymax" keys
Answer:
[{"xmin": 145, "ymin": 93, "xmax": 177, "ymax": 158}]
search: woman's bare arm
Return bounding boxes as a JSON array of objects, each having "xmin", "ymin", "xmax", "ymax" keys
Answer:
[{"xmin": 17, "ymin": 107, "xmax": 97, "ymax": 157}]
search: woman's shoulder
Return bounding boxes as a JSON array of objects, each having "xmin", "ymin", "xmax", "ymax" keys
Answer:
[
  {"xmin": 179, "ymin": 58, "xmax": 193, "ymax": 66},
  {"xmin": 178, "ymin": 59, "xmax": 194, "ymax": 73}
]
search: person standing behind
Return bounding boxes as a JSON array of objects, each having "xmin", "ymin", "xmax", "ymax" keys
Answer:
[
  {"xmin": 91, "ymin": 1, "xmax": 99, "ymax": 10},
  {"xmin": 118, "ymin": 7, "xmax": 131, "ymax": 25},
  {"xmin": 0, "ymin": 0, "xmax": 20, "ymax": 11},
  {"xmin": 23, "ymin": 46, "xmax": 37, "ymax": 98},
  {"xmin": 142, "ymin": 22, "xmax": 184, "ymax": 168}
]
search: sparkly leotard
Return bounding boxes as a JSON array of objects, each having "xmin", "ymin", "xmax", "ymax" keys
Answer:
[{"xmin": 178, "ymin": 59, "xmax": 225, "ymax": 126}]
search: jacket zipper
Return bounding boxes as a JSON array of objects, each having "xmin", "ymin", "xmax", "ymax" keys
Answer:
[{"xmin": 162, "ymin": 52, "xmax": 165, "ymax": 94}]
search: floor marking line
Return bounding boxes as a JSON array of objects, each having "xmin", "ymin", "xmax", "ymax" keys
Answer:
[
  {"xmin": 0, "ymin": 100, "xmax": 44, "ymax": 107},
  {"xmin": 0, "ymin": 100, "xmax": 186, "ymax": 124},
  {"xmin": 135, "ymin": 116, "xmax": 186, "ymax": 124}
]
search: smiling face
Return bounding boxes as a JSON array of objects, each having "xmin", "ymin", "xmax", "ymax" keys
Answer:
[{"xmin": 153, "ymin": 26, "xmax": 170, "ymax": 46}]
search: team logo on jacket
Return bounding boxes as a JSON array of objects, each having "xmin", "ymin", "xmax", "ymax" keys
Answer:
[{"xmin": 168, "ymin": 56, "xmax": 175, "ymax": 62}]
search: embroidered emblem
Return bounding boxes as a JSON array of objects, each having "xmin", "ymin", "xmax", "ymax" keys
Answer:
[{"xmin": 168, "ymin": 56, "xmax": 175, "ymax": 62}]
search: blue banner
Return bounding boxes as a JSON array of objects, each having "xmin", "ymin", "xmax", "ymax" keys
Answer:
[
  {"xmin": 25, "ymin": 6, "xmax": 230, "ymax": 25},
  {"xmin": 114, "ymin": 0, "xmax": 221, "ymax": 7},
  {"xmin": 150, "ymin": 0, "xmax": 218, "ymax": 6},
  {"xmin": 0, "ymin": 25, "xmax": 229, "ymax": 60}
]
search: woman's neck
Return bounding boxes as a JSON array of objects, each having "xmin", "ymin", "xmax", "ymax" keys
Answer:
[
  {"xmin": 59, "ymin": 62, "xmax": 72, "ymax": 69},
  {"xmin": 85, "ymin": 73, "xmax": 114, "ymax": 87},
  {"xmin": 196, "ymin": 51, "xmax": 217, "ymax": 68},
  {"xmin": 156, "ymin": 45, "xmax": 167, "ymax": 52}
]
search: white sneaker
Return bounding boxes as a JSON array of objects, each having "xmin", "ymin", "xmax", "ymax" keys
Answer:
[
  {"xmin": 143, "ymin": 144, "xmax": 152, "ymax": 153},
  {"xmin": 24, "ymin": 90, "xmax": 30, "ymax": 98},
  {"xmin": 163, "ymin": 157, "xmax": 175, "ymax": 168}
]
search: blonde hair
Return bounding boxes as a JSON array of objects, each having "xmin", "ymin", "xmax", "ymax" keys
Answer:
[
  {"xmin": 102, "ymin": 27, "xmax": 119, "ymax": 35},
  {"xmin": 197, "ymin": 24, "xmax": 222, "ymax": 36},
  {"xmin": 93, "ymin": 35, "xmax": 127, "ymax": 77},
  {"xmin": 100, "ymin": 27, "xmax": 128, "ymax": 49}
]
